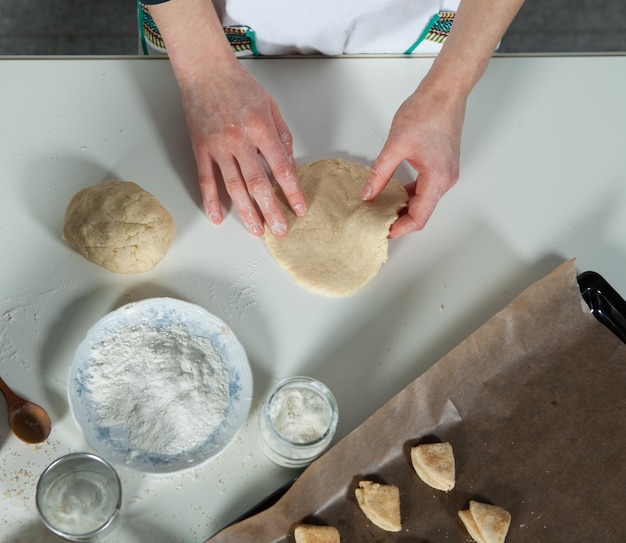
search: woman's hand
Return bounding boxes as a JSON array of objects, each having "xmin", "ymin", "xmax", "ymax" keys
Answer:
[
  {"xmin": 181, "ymin": 61, "xmax": 307, "ymax": 237},
  {"xmin": 361, "ymin": 0, "xmax": 525, "ymax": 238},
  {"xmin": 362, "ymin": 80, "xmax": 466, "ymax": 238},
  {"xmin": 148, "ymin": 0, "xmax": 307, "ymax": 237}
]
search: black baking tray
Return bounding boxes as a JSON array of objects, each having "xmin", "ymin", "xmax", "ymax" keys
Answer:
[
  {"xmin": 578, "ymin": 271, "xmax": 626, "ymax": 344},
  {"xmin": 218, "ymin": 270, "xmax": 626, "ymax": 534}
]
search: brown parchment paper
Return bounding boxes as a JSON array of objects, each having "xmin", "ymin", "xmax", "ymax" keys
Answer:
[{"xmin": 207, "ymin": 259, "xmax": 626, "ymax": 542}]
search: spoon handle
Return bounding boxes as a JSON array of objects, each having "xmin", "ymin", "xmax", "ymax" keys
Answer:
[{"xmin": 0, "ymin": 376, "xmax": 22, "ymax": 406}]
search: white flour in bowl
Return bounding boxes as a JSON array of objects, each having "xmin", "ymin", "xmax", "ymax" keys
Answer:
[{"xmin": 84, "ymin": 322, "xmax": 230, "ymax": 456}]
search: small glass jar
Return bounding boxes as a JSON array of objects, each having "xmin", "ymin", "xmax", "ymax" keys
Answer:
[
  {"xmin": 258, "ymin": 376, "xmax": 338, "ymax": 468},
  {"xmin": 36, "ymin": 452, "xmax": 122, "ymax": 542}
]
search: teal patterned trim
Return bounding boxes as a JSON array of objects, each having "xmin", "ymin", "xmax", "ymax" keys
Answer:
[
  {"xmin": 426, "ymin": 11, "xmax": 456, "ymax": 43},
  {"xmin": 138, "ymin": 1, "xmax": 148, "ymax": 55},
  {"xmin": 224, "ymin": 26, "xmax": 260, "ymax": 56},
  {"xmin": 404, "ymin": 11, "xmax": 456, "ymax": 54},
  {"xmin": 139, "ymin": 2, "xmax": 166, "ymax": 53},
  {"xmin": 404, "ymin": 13, "xmax": 440, "ymax": 54},
  {"xmin": 137, "ymin": 1, "xmax": 259, "ymax": 56}
]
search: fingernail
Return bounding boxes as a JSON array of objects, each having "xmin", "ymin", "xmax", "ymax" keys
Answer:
[
  {"xmin": 361, "ymin": 183, "xmax": 372, "ymax": 200},
  {"xmin": 250, "ymin": 223, "xmax": 264, "ymax": 237},
  {"xmin": 203, "ymin": 202, "xmax": 221, "ymax": 223},
  {"xmin": 293, "ymin": 203, "xmax": 307, "ymax": 216},
  {"xmin": 272, "ymin": 222, "xmax": 287, "ymax": 237}
]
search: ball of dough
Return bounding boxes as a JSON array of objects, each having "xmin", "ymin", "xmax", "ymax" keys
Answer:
[{"xmin": 62, "ymin": 180, "xmax": 175, "ymax": 274}]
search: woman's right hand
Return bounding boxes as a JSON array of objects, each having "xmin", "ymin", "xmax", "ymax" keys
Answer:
[
  {"xmin": 181, "ymin": 61, "xmax": 307, "ymax": 237},
  {"xmin": 148, "ymin": 0, "xmax": 307, "ymax": 237}
]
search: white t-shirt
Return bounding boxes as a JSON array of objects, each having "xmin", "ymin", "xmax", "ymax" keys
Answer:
[{"xmin": 142, "ymin": 0, "xmax": 461, "ymax": 56}]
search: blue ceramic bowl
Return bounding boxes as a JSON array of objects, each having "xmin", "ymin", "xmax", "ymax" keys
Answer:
[{"xmin": 68, "ymin": 298, "xmax": 253, "ymax": 474}]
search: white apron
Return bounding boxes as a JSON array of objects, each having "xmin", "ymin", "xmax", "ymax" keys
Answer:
[
  {"xmin": 214, "ymin": 0, "xmax": 460, "ymax": 55},
  {"xmin": 140, "ymin": 0, "xmax": 461, "ymax": 56}
]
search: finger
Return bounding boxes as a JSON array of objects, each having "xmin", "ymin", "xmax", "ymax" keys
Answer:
[
  {"xmin": 389, "ymin": 214, "xmax": 422, "ymax": 239},
  {"xmin": 388, "ymin": 179, "xmax": 442, "ymax": 238},
  {"xmin": 261, "ymin": 143, "xmax": 307, "ymax": 219},
  {"xmin": 362, "ymin": 142, "xmax": 404, "ymax": 200},
  {"xmin": 220, "ymin": 158, "xmax": 266, "ymax": 237},
  {"xmin": 263, "ymin": 101, "xmax": 307, "ymax": 217},
  {"xmin": 197, "ymin": 158, "xmax": 224, "ymax": 225},
  {"xmin": 270, "ymin": 98, "xmax": 294, "ymax": 157},
  {"xmin": 236, "ymin": 152, "xmax": 288, "ymax": 237},
  {"xmin": 388, "ymin": 199, "xmax": 437, "ymax": 238}
]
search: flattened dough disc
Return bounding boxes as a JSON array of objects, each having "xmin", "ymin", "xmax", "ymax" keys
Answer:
[{"xmin": 264, "ymin": 159, "xmax": 408, "ymax": 296}]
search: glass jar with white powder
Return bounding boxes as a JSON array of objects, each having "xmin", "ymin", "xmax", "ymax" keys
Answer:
[
  {"xmin": 36, "ymin": 452, "xmax": 121, "ymax": 541},
  {"xmin": 258, "ymin": 376, "xmax": 338, "ymax": 468}
]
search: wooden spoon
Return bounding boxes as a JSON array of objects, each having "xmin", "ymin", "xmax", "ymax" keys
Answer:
[{"xmin": 0, "ymin": 376, "xmax": 51, "ymax": 443}]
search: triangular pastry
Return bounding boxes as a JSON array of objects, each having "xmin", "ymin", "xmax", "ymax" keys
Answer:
[
  {"xmin": 458, "ymin": 500, "xmax": 511, "ymax": 543},
  {"xmin": 410, "ymin": 442, "xmax": 455, "ymax": 491},
  {"xmin": 294, "ymin": 524, "xmax": 340, "ymax": 543},
  {"xmin": 354, "ymin": 480, "xmax": 402, "ymax": 532}
]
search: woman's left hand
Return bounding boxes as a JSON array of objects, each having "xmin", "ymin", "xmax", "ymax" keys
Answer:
[{"xmin": 361, "ymin": 79, "xmax": 467, "ymax": 238}]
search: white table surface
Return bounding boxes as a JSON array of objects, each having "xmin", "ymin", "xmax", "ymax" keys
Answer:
[{"xmin": 1, "ymin": 54, "xmax": 625, "ymax": 542}]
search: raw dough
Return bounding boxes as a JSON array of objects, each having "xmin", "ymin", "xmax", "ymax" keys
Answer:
[
  {"xmin": 264, "ymin": 159, "xmax": 408, "ymax": 296},
  {"xmin": 62, "ymin": 180, "xmax": 175, "ymax": 273}
]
